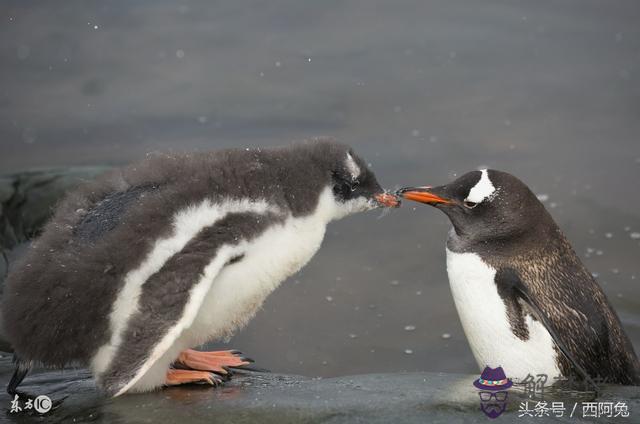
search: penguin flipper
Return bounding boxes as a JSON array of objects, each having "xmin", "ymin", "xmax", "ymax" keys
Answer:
[
  {"xmin": 102, "ymin": 244, "xmax": 246, "ymax": 396},
  {"xmin": 495, "ymin": 268, "xmax": 598, "ymax": 391},
  {"xmin": 99, "ymin": 209, "xmax": 279, "ymax": 397}
]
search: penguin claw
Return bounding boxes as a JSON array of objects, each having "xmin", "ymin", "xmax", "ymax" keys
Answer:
[
  {"xmin": 209, "ymin": 373, "xmax": 225, "ymax": 386},
  {"xmin": 175, "ymin": 348, "xmax": 256, "ymax": 376},
  {"xmin": 218, "ymin": 366, "xmax": 234, "ymax": 379},
  {"xmin": 165, "ymin": 369, "xmax": 224, "ymax": 387},
  {"xmin": 164, "ymin": 348, "xmax": 261, "ymax": 388}
]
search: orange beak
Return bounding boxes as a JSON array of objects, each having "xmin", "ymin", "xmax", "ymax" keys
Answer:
[
  {"xmin": 397, "ymin": 187, "xmax": 451, "ymax": 205},
  {"xmin": 374, "ymin": 192, "xmax": 401, "ymax": 208}
]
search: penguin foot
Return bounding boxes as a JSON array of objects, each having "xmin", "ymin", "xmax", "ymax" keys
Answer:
[
  {"xmin": 164, "ymin": 369, "xmax": 225, "ymax": 387},
  {"xmin": 174, "ymin": 349, "xmax": 254, "ymax": 377}
]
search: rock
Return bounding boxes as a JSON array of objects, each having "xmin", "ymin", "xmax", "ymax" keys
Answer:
[
  {"xmin": 1, "ymin": 355, "xmax": 630, "ymax": 423},
  {"xmin": 0, "ymin": 167, "xmax": 110, "ymax": 251},
  {"xmin": 0, "ymin": 167, "xmax": 110, "ymax": 352}
]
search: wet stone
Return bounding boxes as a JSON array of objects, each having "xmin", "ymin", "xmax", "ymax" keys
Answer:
[{"xmin": 0, "ymin": 355, "xmax": 635, "ymax": 423}]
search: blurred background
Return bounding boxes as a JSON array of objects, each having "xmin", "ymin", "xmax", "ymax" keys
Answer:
[{"xmin": 1, "ymin": 0, "xmax": 639, "ymax": 378}]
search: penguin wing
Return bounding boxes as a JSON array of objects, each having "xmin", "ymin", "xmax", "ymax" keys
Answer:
[
  {"xmin": 100, "ymin": 208, "xmax": 283, "ymax": 396},
  {"xmin": 494, "ymin": 267, "xmax": 597, "ymax": 389},
  {"xmin": 74, "ymin": 184, "xmax": 157, "ymax": 242}
]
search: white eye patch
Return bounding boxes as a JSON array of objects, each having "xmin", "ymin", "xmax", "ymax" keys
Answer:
[
  {"xmin": 345, "ymin": 152, "xmax": 361, "ymax": 180},
  {"xmin": 466, "ymin": 169, "xmax": 496, "ymax": 203}
]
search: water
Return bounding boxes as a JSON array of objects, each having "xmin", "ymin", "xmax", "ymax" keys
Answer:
[{"xmin": 1, "ymin": 0, "xmax": 639, "ymax": 420}]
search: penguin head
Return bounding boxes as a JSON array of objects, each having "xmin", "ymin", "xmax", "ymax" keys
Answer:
[
  {"xmin": 329, "ymin": 146, "xmax": 399, "ymax": 217},
  {"xmin": 302, "ymin": 140, "xmax": 399, "ymax": 219},
  {"xmin": 397, "ymin": 169, "xmax": 547, "ymax": 243}
]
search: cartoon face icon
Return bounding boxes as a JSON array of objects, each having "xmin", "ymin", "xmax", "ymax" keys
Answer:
[
  {"xmin": 478, "ymin": 390, "xmax": 509, "ymax": 419},
  {"xmin": 473, "ymin": 366, "xmax": 513, "ymax": 419}
]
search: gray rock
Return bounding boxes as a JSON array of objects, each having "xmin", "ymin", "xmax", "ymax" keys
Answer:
[
  {"xmin": 0, "ymin": 167, "xmax": 111, "ymax": 251},
  {"xmin": 2, "ymin": 354, "xmax": 632, "ymax": 423},
  {"xmin": 0, "ymin": 167, "xmax": 110, "ymax": 352}
]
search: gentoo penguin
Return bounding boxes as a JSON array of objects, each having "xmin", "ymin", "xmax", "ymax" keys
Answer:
[
  {"xmin": 2, "ymin": 139, "xmax": 399, "ymax": 397},
  {"xmin": 398, "ymin": 169, "xmax": 640, "ymax": 385}
]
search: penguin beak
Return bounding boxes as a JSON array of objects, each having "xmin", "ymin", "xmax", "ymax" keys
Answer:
[
  {"xmin": 374, "ymin": 192, "xmax": 401, "ymax": 208},
  {"xmin": 396, "ymin": 186, "xmax": 451, "ymax": 205}
]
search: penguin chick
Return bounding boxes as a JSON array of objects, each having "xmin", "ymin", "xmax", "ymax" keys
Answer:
[{"xmin": 3, "ymin": 139, "xmax": 398, "ymax": 397}]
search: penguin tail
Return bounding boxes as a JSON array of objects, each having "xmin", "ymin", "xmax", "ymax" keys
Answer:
[{"xmin": 7, "ymin": 354, "xmax": 30, "ymax": 397}]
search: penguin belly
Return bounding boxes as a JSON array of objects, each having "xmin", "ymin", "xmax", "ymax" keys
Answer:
[
  {"xmin": 192, "ymin": 213, "xmax": 328, "ymax": 342},
  {"xmin": 127, "ymin": 213, "xmax": 328, "ymax": 393},
  {"xmin": 445, "ymin": 249, "xmax": 561, "ymax": 381}
]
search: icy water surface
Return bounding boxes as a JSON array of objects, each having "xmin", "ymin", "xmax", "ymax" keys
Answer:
[{"xmin": 0, "ymin": 0, "xmax": 639, "ymax": 420}]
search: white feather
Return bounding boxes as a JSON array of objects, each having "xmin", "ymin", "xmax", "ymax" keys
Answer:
[
  {"xmin": 466, "ymin": 169, "xmax": 496, "ymax": 203},
  {"xmin": 113, "ymin": 243, "xmax": 244, "ymax": 396},
  {"xmin": 345, "ymin": 152, "xmax": 361, "ymax": 180},
  {"xmin": 91, "ymin": 198, "xmax": 276, "ymax": 379},
  {"xmin": 446, "ymin": 247, "xmax": 561, "ymax": 381}
]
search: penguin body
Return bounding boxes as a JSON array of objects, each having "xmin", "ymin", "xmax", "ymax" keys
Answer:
[
  {"xmin": 3, "ymin": 139, "xmax": 396, "ymax": 396},
  {"xmin": 400, "ymin": 169, "xmax": 640, "ymax": 385},
  {"xmin": 446, "ymin": 247, "xmax": 561, "ymax": 380}
]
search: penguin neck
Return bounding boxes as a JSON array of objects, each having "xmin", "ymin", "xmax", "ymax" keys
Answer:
[
  {"xmin": 447, "ymin": 215, "xmax": 563, "ymax": 263},
  {"xmin": 315, "ymin": 186, "xmax": 347, "ymax": 223},
  {"xmin": 314, "ymin": 186, "xmax": 374, "ymax": 222}
]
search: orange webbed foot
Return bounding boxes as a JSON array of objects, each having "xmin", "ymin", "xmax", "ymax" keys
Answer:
[
  {"xmin": 174, "ymin": 349, "xmax": 254, "ymax": 376},
  {"xmin": 164, "ymin": 369, "xmax": 224, "ymax": 387}
]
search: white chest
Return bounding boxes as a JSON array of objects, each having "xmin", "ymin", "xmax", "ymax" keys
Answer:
[
  {"xmin": 187, "ymin": 212, "xmax": 328, "ymax": 344},
  {"xmin": 445, "ymin": 248, "xmax": 561, "ymax": 380},
  {"xmin": 115, "ymin": 193, "xmax": 338, "ymax": 395}
]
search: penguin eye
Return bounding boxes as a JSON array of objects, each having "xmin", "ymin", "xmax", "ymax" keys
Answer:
[{"xmin": 463, "ymin": 200, "xmax": 478, "ymax": 209}]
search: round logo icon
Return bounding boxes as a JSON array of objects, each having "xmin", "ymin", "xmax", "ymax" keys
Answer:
[{"xmin": 33, "ymin": 395, "xmax": 52, "ymax": 414}]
